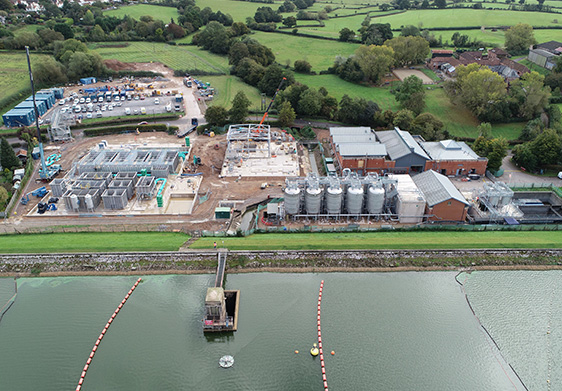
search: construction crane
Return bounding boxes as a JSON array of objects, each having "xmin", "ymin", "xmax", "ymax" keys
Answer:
[
  {"xmin": 257, "ymin": 77, "xmax": 287, "ymax": 132},
  {"xmin": 25, "ymin": 47, "xmax": 60, "ymax": 181}
]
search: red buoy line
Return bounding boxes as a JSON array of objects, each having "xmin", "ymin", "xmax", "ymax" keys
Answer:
[
  {"xmin": 75, "ymin": 277, "xmax": 142, "ymax": 391},
  {"xmin": 317, "ymin": 280, "xmax": 329, "ymax": 391}
]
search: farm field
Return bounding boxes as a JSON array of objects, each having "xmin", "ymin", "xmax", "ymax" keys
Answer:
[
  {"xmin": 434, "ymin": 28, "xmax": 562, "ymax": 48},
  {"xmin": 12, "ymin": 24, "xmax": 40, "ymax": 36},
  {"xmin": 89, "ymin": 42, "xmax": 229, "ymax": 73},
  {"xmin": 203, "ymin": 75, "xmax": 263, "ymax": 109},
  {"xmin": 0, "ymin": 232, "xmax": 190, "ymax": 253},
  {"xmin": 190, "ymin": 231, "xmax": 562, "ymax": 250},
  {"xmin": 104, "ymin": 4, "xmax": 180, "ymax": 22},
  {"xmin": 251, "ymin": 31, "xmax": 359, "ymax": 71},
  {"xmin": 370, "ymin": 9, "xmax": 562, "ymax": 29}
]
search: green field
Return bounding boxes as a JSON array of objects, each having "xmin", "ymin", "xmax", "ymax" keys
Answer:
[
  {"xmin": 12, "ymin": 24, "xmax": 41, "ymax": 36},
  {"xmin": 0, "ymin": 232, "xmax": 190, "ymax": 253},
  {"xmin": 104, "ymin": 4, "xmax": 180, "ymax": 22},
  {"xmin": 191, "ymin": 231, "xmax": 562, "ymax": 250},
  {"xmin": 203, "ymin": 75, "xmax": 263, "ymax": 109},
  {"xmin": 251, "ymin": 31, "xmax": 359, "ymax": 71},
  {"xmin": 433, "ymin": 28, "xmax": 562, "ymax": 48},
  {"xmin": 194, "ymin": 0, "xmax": 271, "ymax": 22},
  {"xmin": 90, "ymin": 42, "xmax": 229, "ymax": 73}
]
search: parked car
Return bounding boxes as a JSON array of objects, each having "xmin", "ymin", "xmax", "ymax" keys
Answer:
[
  {"xmin": 154, "ymin": 98, "xmax": 159, "ymax": 105},
  {"xmin": 125, "ymin": 108, "xmax": 131, "ymax": 115},
  {"xmin": 140, "ymin": 107, "xmax": 146, "ymax": 114}
]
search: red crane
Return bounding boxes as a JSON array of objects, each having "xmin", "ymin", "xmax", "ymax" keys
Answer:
[{"xmin": 257, "ymin": 77, "xmax": 287, "ymax": 131}]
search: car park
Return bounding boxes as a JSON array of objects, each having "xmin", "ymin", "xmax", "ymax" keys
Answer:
[
  {"xmin": 116, "ymin": 101, "xmax": 122, "ymax": 107},
  {"xmin": 108, "ymin": 105, "xmax": 113, "ymax": 111},
  {"xmin": 101, "ymin": 105, "xmax": 107, "ymax": 111},
  {"xmin": 79, "ymin": 97, "xmax": 85, "ymax": 103},
  {"xmin": 98, "ymin": 97, "xmax": 104, "ymax": 103},
  {"xmin": 86, "ymin": 97, "xmax": 91, "ymax": 103}
]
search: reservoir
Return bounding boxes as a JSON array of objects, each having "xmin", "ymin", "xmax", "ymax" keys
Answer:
[{"xmin": 0, "ymin": 271, "xmax": 557, "ymax": 390}]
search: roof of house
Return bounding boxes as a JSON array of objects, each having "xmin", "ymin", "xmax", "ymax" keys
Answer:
[
  {"xmin": 337, "ymin": 142, "xmax": 387, "ymax": 157},
  {"xmin": 430, "ymin": 57, "xmax": 462, "ymax": 67},
  {"xmin": 16, "ymin": 149, "xmax": 27, "ymax": 157},
  {"xmin": 432, "ymin": 49, "xmax": 454, "ymax": 54},
  {"xmin": 329, "ymin": 127, "xmax": 372, "ymax": 136},
  {"xmin": 375, "ymin": 127, "xmax": 430, "ymax": 161},
  {"xmin": 332, "ymin": 134, "xmax": 378, "ymax": 144},
  {"xmin": 536, "ymin": 40, "xmax": 562, "ymax": 53},
  {"xmin": 420, "ymin": 139, "xmax": 481, "ymax": 161},
  {"xmin": 489, "ymin": 47, "xmax": 509, "ymax": 57},
  {"xmin": 412, "ymin": 170, "xmax": 469, "ymax": 207},
  {"xmin": 489, "ymin": 64, "xmax": 520, "ymax": 79},
  {"xmin": 530, "ymin": 48, "xmax": 557, "ymax": 58},
  {"xmin": 500, "ymin": 58, "xmax": 529, "ymax": 74}
]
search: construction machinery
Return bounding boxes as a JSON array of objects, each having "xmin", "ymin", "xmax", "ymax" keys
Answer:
[
  {"xmin": 21, "ymin": 186, "xmax": 48, "ymax": 205},
  {"xmin": 257, "ymin": 77, "xmax": 287, "ymax": 132}
]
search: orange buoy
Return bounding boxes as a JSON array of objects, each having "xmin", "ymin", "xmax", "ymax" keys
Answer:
[
  {"xmin": 121, "ymin": 299, "xmax": 126, "ymax": 304},
  {"xmin": 294, "ymin": 350, "xmax": 299, "ymax": 354},
  {"xmin": 102, "ymin": 329, "xmax": 106, "ymax": 335},
  {"xmin": 95, "ymin": 340, "xmax": 100, "ymax": 346},
  {"xmin": 318, "ymin": 342, "xmax": 322, "ymax": 349},
  {"xmin": 99, "ymin": 334, "xmax": 104, "ymax": 340},
  {"xmin": 331, "ymin": 351, "xmax": 335, "ymax": 355},
  {"xmin": 125, "ymin": 294, "xmax": 130, "ymax": 300}
]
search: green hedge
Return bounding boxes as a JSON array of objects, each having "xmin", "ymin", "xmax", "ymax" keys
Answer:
[{"xmin": 84, "ymin": 123, "xmax": 169, "ymax": 136}]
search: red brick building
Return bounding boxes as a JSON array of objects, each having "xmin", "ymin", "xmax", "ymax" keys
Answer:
[
  {"xmin": 412, "ymin": 170, "xmax": 470, "ymax": 222},
  {"xmin": 419, "ymin": 140, "xmax": 488, "ymax": 176}
]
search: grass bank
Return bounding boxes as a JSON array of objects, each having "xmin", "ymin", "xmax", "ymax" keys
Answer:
[
  {"xmin": 0, "ymin": 232, "xmax": 190, "ymax": 253},
  {"xmin": 190, "ymin": 231, "xmax": 562, "ymax": 250}
]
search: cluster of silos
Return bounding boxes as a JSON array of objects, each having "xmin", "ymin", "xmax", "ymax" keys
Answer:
[{"xmin": 283, "ymin": 174, "xmax": 387, "ymax": 216}]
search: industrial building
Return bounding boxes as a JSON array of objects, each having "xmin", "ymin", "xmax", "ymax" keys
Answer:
[
  {"xmin": 419, "ymin": 140, "xmax": 488, "ymax": 176},
  {"xmin": 375, "ymin": 128, "xmax": 431, "ymax": 173},
  {"xmin": 412, "ymin": 170, "xmax": 469, "ymax": 222}
]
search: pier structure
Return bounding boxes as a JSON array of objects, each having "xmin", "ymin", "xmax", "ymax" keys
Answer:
[
  {"xmin": 203, "ymin": 251, "xmax": 240, "ymax": 332},
  {"xmin": 75, "ymin": 278, "xmax": 142, "ymax": 391}
]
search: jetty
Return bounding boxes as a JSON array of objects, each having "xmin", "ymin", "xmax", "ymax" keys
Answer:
[{"xmin": 203, "ymin": 250, "xmax": 240, "ymax": 332}]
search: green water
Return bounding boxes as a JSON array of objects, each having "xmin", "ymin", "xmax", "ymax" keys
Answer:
[{"xmin": 0, "ymin": 271, "xmax": 555, "ymax": 390}]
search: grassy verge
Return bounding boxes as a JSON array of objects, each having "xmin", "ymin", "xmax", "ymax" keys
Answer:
[
  {"xmin": 0, "ymin": 232, "xmax": 190, "ymax": 253},
  {"xmin": 191, "ymin": 231, "xmax": 562, "ymax": 250}
]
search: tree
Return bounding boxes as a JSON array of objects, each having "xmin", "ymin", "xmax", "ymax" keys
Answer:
[
  {"xmin": 354, "ymin": 44, "xmax": 395, "ymax": 84},
  {"xmin": 395, "ymin": 75, "xmax": 425, "ymax": 115},
  {"xmin": 360, "ymin": 23, "xmax": 393, "ymax": 45},
  {"xmin": 393, "ymin": 109, "xmax": 415, "ymax": 130},
  {"xmin": 54, "ymin": 23, "xmax": 73, "ymax": 39},
  {"xmin": 477, "ymin": 122, "xmax": 492, "ymax": 139},
  {"xmin": 531, "ymin": 128, "xmax": 561, "ymax": 166},
  {"xmin": 384, "ymin": 36, "xmax": 430, "ymax": 66},
  {"xmin": 0, "ymin": 138, "xmax": 21, "ymax": 171},
  {"xmin": 0, "ymin": 0, "xmax": 13, "ymax": 11},
  {"xmin": 0, "ymin": 187, "xmax": 8, "ymax": 207},
  {"xmin": 279, "ymin": 101, "xmax": 296, "ymax": 127},
  {"xmin": 37, "ymin": 28, "xmax": 64, "ymax": 45},
  {"xmin": 505, "ymin": 23, "xmax": 536, "ymax": 53},
  {"xmin": 258, "ymin": 63, "xmax": 294, "ymax": 96},
  {"xmin": 228, "ymin": 91, "xmax": 251, "ymax": 123},
  {"xmin": 66, "ymin": 52, "xmax": 105, "ymax": 80},
  {"xmin": 434, "ymin": 0, "xmax": 447, "ymax": 8},
  {"xmin": 298, "ymin": 88, "xmax": 323, "ymax": 116},
  {"xmin": 339, "ymin": 27, "xmax": 355, "ymax": 42},
  {"xmin": 89, "ymin": 24, "xmax": 106, "ymax": 41},
  {"xmin": 411, "ymin": 113, "xmax": 445, "ymax": 141},
  {"xmin": 54, "ymin": 38, "xmax": 87, "ymax": 63},
  {"xmin": 509, "ymin": 71, "xmax": 551, "ymax": 120},
  {"xmin": 83, "ymin": 9, "xmax": 95, "ymax": 25},
  {"xmin": 294, "ymin": 59, "xmax": 312, "ymax": 74},
  {"xmin": 283, "ymin": 16, "xmax": 297, "ymax": 27},
  {"xmin": 400, "ymin": 25, "xmax": 420, "ymax": 37},
  {"xmin": 472, "ymin": 135, "xmax": 508, "ymax": 172},
  {"xmin": 33, "ymin": 57, "xmax": 67, "ymax": 84},
  {"xmin": 205, "ymin": 106, "xmax": 229, "ymax": 126}
]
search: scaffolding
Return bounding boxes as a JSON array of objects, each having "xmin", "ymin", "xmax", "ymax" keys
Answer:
[
  {"xmin": 225, "ymin": 124, "xmax": 272, "ymax": 161},
  {"xmin": 48, "ymin": 109, "xmax": 73, "ymax": 142}
]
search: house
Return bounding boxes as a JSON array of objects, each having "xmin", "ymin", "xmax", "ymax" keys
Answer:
[
  {"xmin": 458, "ymin": 50, "xmax": 529, "ymax": 79},
  {"xmin": 412, "ymin": 170, "xmax": 469, "ymax": 222},
  {"xmin": 329, "ymin": 127, "xmax": 394, "ymax": 175},
  {"xmin": 419, "ymin": 139, "xmax": 488, "ymax": 176},
  {"xmin": 528, "ymin": 48, "xmax": 557, "ymax": 70},
  {"xmin": 488, "ymin": 47, "xmax": 509, "ymax": 59},
  {"xmin": 429, "ymin": 57, "xmax": 461, "ymax": 74},
  {"xmin": 375, "ymin": 127, "xmax": 431, "ymax": 173},
  {"xmin": 536, "ymin": 40, "xmax": 562, "ymax": 53},
  {"xmin": 16, "ymin": 149, "xmax": 27, "ymax": 164},
  {"xmin": 431, "ymin": 49, "xmax": 454, "ymax": 58}
]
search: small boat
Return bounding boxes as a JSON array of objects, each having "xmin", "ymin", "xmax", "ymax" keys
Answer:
[
  {"xmin": 310, "ymin": 343, "xmax": 319, "ymax": 357},
  {"xmin": 219, "ymin": 355, "xmax": 234, "ymax": 368}
]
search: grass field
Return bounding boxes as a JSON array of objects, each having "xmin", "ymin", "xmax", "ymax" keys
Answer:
[
  {"xmin": 12, "ymin": 24, "xmax": 41, "ymax": 36},
  {"xmin": 251, "ymin": 31, "xmax": 359, "ymax": 71},
  {"xmin": 194, "ymin": 0, "xmax": 272, "ymax": 22},
  {"xmin": 104, "ymin": 4, "xmax": 180, "ymax": 22},
  {"xmin": 190, "ymin": 231, "xmax": 562, "ymax": 250},
  {"xmin": 433, "ymin": 28, "xmax": 562, "ymax": 48},
  {"xmin": 90, "ymin": 42, "xmax": 229, "ymax": 73},
  {"xmin": 0, "ymin": 232, "xmax": 190, "ymax": 253},
  {"xmin": 203, "ymin": 75, "xmax": 263, "ymax": 109}
]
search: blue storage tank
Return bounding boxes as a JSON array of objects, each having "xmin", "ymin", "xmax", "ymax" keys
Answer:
[
  {"xmin": 15, "ymin": 100, "xmax": 47, "ymax": 116},
  {"xmin": 2, "ymin": 108, "xmax": 36, "ymax": 127}
]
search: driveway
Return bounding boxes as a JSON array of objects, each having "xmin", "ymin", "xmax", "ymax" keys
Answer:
[{"xmin": 499, "ymin": 153, "xmax": 562, "ymax": 185}]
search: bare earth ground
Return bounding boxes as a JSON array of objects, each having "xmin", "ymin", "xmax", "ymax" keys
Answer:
[{"xmin": 393, "ymin": 68, "xmax": 434, "ymax": 84}]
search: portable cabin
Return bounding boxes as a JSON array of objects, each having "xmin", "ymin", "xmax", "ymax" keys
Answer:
[
  {"xmin": 37, "ymin": 90, "xmax": 56, "ymax": 107},
  {"xmin": 80, "ymin": 77, "xmax": 97, "ymax": 85},
  {"xmin": 50, "ymin": 88, "xmax": 64, "ymax": 99},
  {"xmin": 2, "ymin": 108, "xmax": 36, "ymax": 127},
  {"xmin": 15, "ymin": 100, "xmax": 47, "ymax": 116}
]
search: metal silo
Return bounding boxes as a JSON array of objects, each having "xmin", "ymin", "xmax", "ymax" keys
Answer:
[
  {"xmin": 305, "ymin": 174, "xmax": 322, "ymax": 214},
  {"xmin": 70, "ymin": 194, "xmax": 79, "ymax": 211},
  {"xmin": 367, "ymin": 183, "xmax": 385, "ymax": 214},
  {"xmin": 85, "ymin": 194, "xmax": 94, "ymax": 210},
  {"xmin": 284, "ymin": 186, "xmax": 301, "ymax": 215},
  {"xmin": 346, "ymin": 183, "xmax": 364, "ymax": 214},
  {"xmin": 325, "ymin": 178, "xmax": 342, "ymax": 215}
]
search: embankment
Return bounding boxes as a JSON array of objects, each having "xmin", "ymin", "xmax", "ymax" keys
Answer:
[{"xmin": 1, "ymin": 249, "xmax": 562, "ymax": 276}]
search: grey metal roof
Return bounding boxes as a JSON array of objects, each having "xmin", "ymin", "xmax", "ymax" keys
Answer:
[
  {"xmin": 331, "ymin": 134, "xmax": 377, "ymax": 144},
  {"xmin": 329, "ymin": 127, "xmax": 372, "ymax": 136},
  {"xmin": 375, "ymin": 127, "xmax": 430, "ymax": 161},
  {"xmin": 412, "ymin": 170, "xmax": 469, "ymax": 207},
  {"xmin": 420, "ymin": 140, "xmax": 480, "ymax": 161},
  {"xmin": 530, "ymin": 48, "xmax": 556, "ymax": 58},
  {"xmin": 337, "ymin": 143, "xmax": 387, "ymax": 157}
]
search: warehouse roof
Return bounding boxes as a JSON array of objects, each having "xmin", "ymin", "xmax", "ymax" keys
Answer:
[
  {"xmin": 412, "ymin": 170, "xmax": 468, "ymax": 207},
  {"xmin": 329, "ymin": 127, "xmax": 372, "ymax": 136},
  {"xmin": 331, "ymin": 133, "xmax": 377, "ymax": 144},
  {"xmin": 420, "ymin": 140, "xmax": 481, "ymax": 161},
  {"xmin": 337, "ymin": 143, "xmax": 387, "ymax": 157},
  {"xmin": 375, "ymin": 127, "xmax": 430, "ymax": 161}
]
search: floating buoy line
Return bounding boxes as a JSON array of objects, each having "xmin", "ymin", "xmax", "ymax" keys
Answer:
[
  {"xmin": 75, "ymin": 278, "xmax": 142, "ymax": 391},
  {"xmin": 316, "ymin": 280, "xmax": 329, "ymax": 391}
]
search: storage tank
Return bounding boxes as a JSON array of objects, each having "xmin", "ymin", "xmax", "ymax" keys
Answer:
[
  {"xmin": 325, "ymin": 183, "xmax": 343, "ymax": 215},
  {"xmin": 70, "ymin": 194, "xmax": 79, "ymax": 211},
  {"xmin": 85, "ymin": 194, "xmax": 94, "ymax": 210},
  {"xmin": 367, "ymin": 184, "xmax": 385, "ymax": 214},
  {"xmin": 346, "ymin": 185, "xmax": 364, "ymax": 214},
  {"xmin": 305, "ymin": 186, "xmax": 322, "ymax": 214},
  {"xmin": 284, "ymin": 186, "xmax": 301, "ymax": 215}
]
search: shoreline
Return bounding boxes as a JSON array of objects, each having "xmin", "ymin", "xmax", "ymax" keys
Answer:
[{"xmin": 2, "ymin": 264, "xmax": 562, "ymax": 278}]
